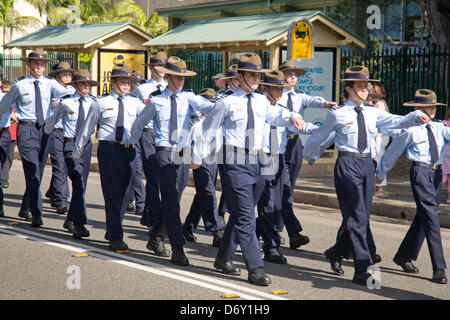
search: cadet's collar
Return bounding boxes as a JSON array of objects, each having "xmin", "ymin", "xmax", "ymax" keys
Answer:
[
  {"xmin": 165, "ymin": 87, "xmax": 181, "ymax": 98},
  {"xmin": 236, "ymin": 86, "xmax": 253, "ymax": 97}
]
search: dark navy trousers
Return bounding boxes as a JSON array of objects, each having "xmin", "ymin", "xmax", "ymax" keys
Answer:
[
  {"xmin": 217, "ymin": 151, "xmax": 264, "ymax": 271},
  {"xmin": 97, "ymin": 142, "xmax": 136, "ymax": 242},
  {"xmin": 152, "ymin": 148, "xmax": 189, "ymax": 245},
  {"xmin": 47, "ymin": 129, "xmax": 70, "ymax": 206},
  {"xmin": 64, "ymin": 139, "xmax": 92, "ymax": 226},
  {"xmin": 0, "ymin": 129, "xmax": 11, "ymax": 213},
  {"xmin": 395, "ymin": 166, "xmax": 446, "ymax": 270},
  {"xmin": 334, "ymin": 155, "xmax": 374, "ymax": 273},
  {"xmin": 128, "ymin": 142, "xmax": 145, "ymax": 209},
  {"xmin": 185, "ymin": 161, "xmax": 223, "ymax": 232},
  {"xmin": 17, "ymin": 123, "xmax": 51, "ymax": 217}
]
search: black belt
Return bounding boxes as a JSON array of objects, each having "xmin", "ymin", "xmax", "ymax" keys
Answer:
[
  {"xmin": 19, "ymin": 120, "xmax": 43, "ymax": 127},
  {"xmin": 143, "ymin": 128, "xmax": 153, "ymax": 132},
  {"xmin": 338, "ymin": 151, "xmax": 371, "ymax": 158},
  {"xmin": 99, "ymin": 140, "xmax": 132, "ymax": 148},
  {"xmin": 53, "ymin": 128, "xmax": 63, "ymax": 132},
  {"xmin": 412, "ymin": 161, "xmax": 441, "ymax": 170},
  {"xmin": 156, "ymin": 146, "xmax": 184, "ymax": 153},
  {"xmin": 64, "ymin": 137, "xmax": 75, "ymax": 142},
  {"xmin": 288, "ymin": 134, "xmax": 299, "ymax": 140}
]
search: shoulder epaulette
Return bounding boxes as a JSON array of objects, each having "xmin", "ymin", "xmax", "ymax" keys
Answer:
[
  {"xmin": 44, "ymin": 76, "xmax": 53, "ymax": 80},
  {"xmin": 14, "ymin": 76, "xmax": 26, "ymax": 83},
  {"xmin": 60, "ymin": 94, "xmax": 71, "ymax": 100},
  {"xmin": 432, "ymin": 119, "xmax": 442, "ymax": 123},
  {"xmin": 363, "ymin": 103, "xmax": 376, "ymax": 107},
  {"xmin": 295, "ymin": 89, "xmax": 305, "ymax": 94},
  {"xmin": 100, "ymin": 93, "xmax": 110, "ymax": 98},
  {"xmin": 150, "ymin": 89, "xmax": 161, "ymax": 97},
  {"xmin": 331, "ymin": 104, "xmax": 344, "ymax": 111},
  {"xmin": 127, "ymin": 93, "xmax": 138, "ymax": 98},
  {"xmin": 254, "ymin": 89, "xmax": 264, "ymax": 95},
  {"xmin": 217, "ymin": 90, "xmax": 234, "ymax": 100}
]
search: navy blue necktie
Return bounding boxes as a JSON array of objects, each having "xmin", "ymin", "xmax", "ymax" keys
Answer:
[
  {"xmin": 34, "ymin": 80, "xmax": 44, "ymax": 126},
  {"xmin": 287, "ymin": 92, "xmax": 293, "ymax": 112},
  {"xmin": 170, "ymin": 94, "xmax": 178, "ymax": 144},
  {"xmin": 245, "ymin": 94, "xmax": 254, "ymax": 150},
  {"xmin": 75, "ymin": 97, "xmax": 84, "ymax": 137},
  {"xmin": 115, "ymin": 96, "xmax": 124, "ymax": 143},
  {"xmin": 354, "ymin": 106, "xmax": 367, "ymax": 152},
  {"xmin": 426, "ymin": 124, "xmax": 439, "ymax": 163}
]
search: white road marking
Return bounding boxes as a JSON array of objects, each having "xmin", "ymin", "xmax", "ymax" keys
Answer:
[{"xmin": 0, "ymin": 223, "xmax": 288, "ymax": 300}]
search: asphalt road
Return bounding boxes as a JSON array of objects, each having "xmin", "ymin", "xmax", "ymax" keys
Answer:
[{"xmin": 1, "ymin": 160, "xmax": 449, "ymax": 303}]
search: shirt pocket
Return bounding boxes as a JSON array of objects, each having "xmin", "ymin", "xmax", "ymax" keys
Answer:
[
  {"xmin": 127, "ymin": 106, "xmax": 137, "ymax": 117},
  {"xmin": 102, "ymin": 107, "xmax": 116, "ymax": 119},
  {"xmin": 66, "ymin": 109, "xmax": 78, "ymax": 121},
  {"xmin": 229, "ymin": 105, "xmax": 246, "ymax": 122},
  {"xmin": 412, "ymin": 139, "xmax": 429, "ymax": 156},
  {"xmin": 19, "ymin": 91, "xmax": 33, "ymax": 105},
  {"xmin": 340, "ymin": 123, "xmax": 358, "ymax": 146}
]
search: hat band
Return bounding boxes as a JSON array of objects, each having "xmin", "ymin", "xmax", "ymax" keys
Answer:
[
  {"xmin": 226, "ymin": 71, "xmax": 238, "ymax": 77},
  {"xmin": 111, "ymin": 69, "xmax": 131, "ymax": 77},
  {"xmin": 150, "ymin": 58, "xmax": 167, "ymax": 65},
  {"xmin": 73, "ymin": 75, "xmax": 91, "ymax": 82},
  {"xmin": 238, "ymin": 61, "xmax": 262, "ymax": 71},
  {"xmin": 279, "ymin": 65, "xmax": 294, "ymax": 70},
  {"xmin": 200, "ymin": 94, "xmax": 216, "ymax": 101},
  {"xmin": 414, "ymin": 96, "xmax": 436, "ymax": 104},
  {"xmin": 344, "ymin": 72, "xmax": 369, "ymax": 80},
  {"xmin": 165, "ymin": 62, "xmax": 187, "ymax": 73},
  {"xmin": 264, "ymin": 76, "xmax": 284, "ymax": 86},
  {"xmin": 29, "ymin": 52, "xmax": 46, "ymax": 59}
]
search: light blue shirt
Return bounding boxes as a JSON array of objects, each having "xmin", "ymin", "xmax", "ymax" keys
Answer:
[
  {"xmin": 303, "ymin": 100, "xmax": 426, "ymax": 163},
  {"xmin": 376, "ymin": 121, "xmax": 450, "ymax": 180},
  {"xmin": 44, "ymin": 92, "xmax": 96, "ymax": 139},
  {"xmin": 0, "ymin": 74, "xmax": 69, "ymax": 123},
  {"xmin": 131, "ymin": 87, "xmax": 214, "ymax": 148},
  {"xmin": 132, "ymin": 78, "xmax": 168, "ymax": 130},
  {"xmin": 0, "ymin": 91, "xmax": 12, "ymax": 128},
  {"xmin": 200, "ymin": 87, "xmax": 300, "ymax": 153},
  {"xmin": 73, "ymin": 91, "xmax": 145, "ymax": 159},
  {"xmin": 48, "ymin": 85, "xmax": 76, "ymax": 129}
]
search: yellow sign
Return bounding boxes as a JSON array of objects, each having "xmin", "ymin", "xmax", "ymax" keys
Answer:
[
  {"xmin": 288, "ymin": 19, "xmax": 314, "ymax": 60},
  {"xmin": 98, "ymin": 50, "xmax": 147, "ymax": 95}
]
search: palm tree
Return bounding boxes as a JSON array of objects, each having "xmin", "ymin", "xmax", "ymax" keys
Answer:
[{"xmin": 0, "ymin": 0, "xmax": 44, "ymax": 47}]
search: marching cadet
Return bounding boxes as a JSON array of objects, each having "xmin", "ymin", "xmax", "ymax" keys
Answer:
[
  {"xmin": 182, "ymin": 88, "xmax": 224, "ymax": 247},
  {"xmin": 46, "ymin": 62, "xmax": 76, "ymax": 214},
  {"xmin": 45, "ymin": 70, "xmax": 98, "ymax": 238},
  {"xmin": 303, "ymin": 65, "xmax": 430, "ymax": 285},
  {"xmin": 279, "ymin": 60, "xmax": 336, "ymax": 249},
  {"xmin": 0, "ymin": 49, "xmax": 70, "ymax": 226},
  {"xmin": 0, "ymin": 67, "xmax": 11, "ymax": 217},
  {"xmin": 133, "ymin": 51, "xmax": 168, "ymax": 227},
  {"xmin": 73, "ymin": 64, "xmax": 144, "ymax": 251},
  {"xmin": 131, "ymin": 56, "xmax": 214, "ymax": 266},
  {"xmin": 199, "ymin": 53, "xmax": 305, "ymax": 286},
  {"xmin": 376, "ymin": 89, "xmax": 448, "ymax": 284}
]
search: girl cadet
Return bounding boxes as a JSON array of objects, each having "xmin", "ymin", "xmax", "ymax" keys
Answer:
[
  {"xmin": 73, "ymin": 64, "xmax": 144, "ymax": 252},
  {"xmin": 303, "ymin": 66, "xmax": 430, "ymax": 285},
  {"xmin": 199, "ymin": 53, "xmax": 304, "ymax": 286},
  {"xmin": 130, "ymin": 56, "xmax": 214, "ymax": 266},
  {"xmin": 376, "ymin": 89, "xmax": 448, "ymax": 285},
  {"xmin": 45, "ymin": 69, "xmax": 98, "ymax": 239}
]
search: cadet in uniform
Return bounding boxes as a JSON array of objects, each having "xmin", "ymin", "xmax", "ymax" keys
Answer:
[
  {"xmin": 376, "ymin": 89, "xmax": 448, "ymax": 284},
  {"xmin": 0, "ymin": 49, "xmax": 70, "ymax": 226},
  {"xmin": 303, "ymin": 66, "xmax": 430, "ymax": 285},
  {"xmin": 73, "ymin": 64, "xmax": 144, "ymax": 251},
  {"xmin": 133, "ymin": 52, "xmax": 168, "ymax": 227},
  {"xmin": 45, "ymin": 69, "xmax": 98, "ymax": 238},
  {"xmin": 131, "ymin": 56, "xmax": 214, "ymax": 266},
  {"xmin": 46, "ymin": 62, "xmax": 76, "ymax": 213},
  {"xmin": 199, "ymin": 53, "xmax": 305, "ymax": 286},
  {"xmin": 0, "ymin": 67, "xmax": 12, "ymax": 217}
]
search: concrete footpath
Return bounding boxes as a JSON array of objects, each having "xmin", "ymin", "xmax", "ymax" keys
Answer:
[{"xmin": 15, "ymin": 145, "xmax": 450, "ymax": 229}]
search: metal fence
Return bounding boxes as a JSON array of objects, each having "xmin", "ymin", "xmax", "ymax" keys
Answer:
[{"xmin": 341, "ymin": 44, "xmax": 450, "ymax": 119}]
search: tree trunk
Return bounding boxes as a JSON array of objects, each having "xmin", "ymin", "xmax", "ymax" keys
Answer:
[{"xmin": 419, "ymin": 0, "xmax": 450, "ymax": 45}]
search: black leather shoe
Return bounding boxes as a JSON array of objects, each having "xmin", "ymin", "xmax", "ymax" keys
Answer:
[
  {"xmin": 264, "ymin": 250, "xmax": 287, "ymax": 264},
  {"xmin": 279, "ymin": 233, "xmax": 286, "ymax": 245},
  {"xmin": 2, "ymin": 180, "xmax": 9, "ymax": 188},
  {"xmin": 393, "ymin": 256, "xmax": 419, "ymax": 273},
  {"xmin": 45, "ymin": 189, "xmax": 52, "ymax": 199},
  {"xmin": 0, "ymin": 208, "xmax": 4, "ymax": 217},
  {"xmin": 324, "ymin": 248, "xmax": 344, "ymax": 275},
  {"xmin": 182, "ymin": 224, "xmax": 197, "ymax": 242},
  {"xmin": 372, "ymin": 253, "xmax": 382, "ymax": 264},
  {"xmin": 109, "ymin": 240, "xmax": 128, "ymax": 251},
  {"xmin": 214, "ymin": 258, "xmax": 241, "ymax": 275},
  {"xmin": 31, "ymin": 216, "xmax": 43, "ymax": 227},
  {"xmin": 140, "ymin": 213, "xmax": 148, "ymax": 227},
  {"xmin": 126, "ymin": 203, "xmax": 135, "ymax": 213},
  {"xmin": 212, "ymin": 230, "xmax": 223, "ymax": 247},
  {"xmin": 289, "ymin": 233, "xmax": 310, "ymax": 249},
  {"xmin": 431, "ymin": 269, "xmax": 447, "ymax": 284},
  {"xmin": 135, "ymin": 206, "xmax": 144, "ymax": 216},
  {"xmin": 18, "ymin": 209, "xmax": 31, "ymax": 222},
  {"xmin": 73, "ymin": 225, "xmax": 90, "ymax": 239},
  {"xmin": 170, "ymin": 245, "xmax": 189, "ymax": 266},
  {"xmin": 63, "ymin": 219, "xmax": 74, "ymax": 233},
  {"xmin": 146, "ymin": 235, "xmax": 170, "ymax": 257},
  {"xmin": 248, "ymin": 268, "xmax": 271, "ymax": 286},
  {"xmin": 352, "ymin": 271, "xmax": 371, "ymax": 286},
  {"xmin": 56, "ymin": 203, "xmax": 69, "ymax": 214}
]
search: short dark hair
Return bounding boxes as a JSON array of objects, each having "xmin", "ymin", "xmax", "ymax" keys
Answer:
[{"xmin": 343, "ymin": 81, "xmax": 354, "ymax": 99}]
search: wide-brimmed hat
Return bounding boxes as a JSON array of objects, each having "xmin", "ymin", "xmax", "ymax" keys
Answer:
[
  {"xmin": 198, "ymin": 88, "xmax": 217, "ymax": 102},
  {"xmin": 132, "ymin": 70, "xmax": 144, "ymax": 81},
  {"xmin": 222, "ymin": 64, "xmax": 238, "ymax": 79},
  {"xmin": 279, "ymin": 60, "xmax": 306, "ymax": 77},
  {"xmin": 212, "ymin": 73, "xmax": 225, "ymax": 80},
  {"xmin": 403, "ymin": 89, "xmax": 446, "ymax": 107},
  {"xmin": 110, "ymin": 64, "xmax": 139, "ymax": 82},
  {"xmin": 154, "ymin": 56, "xmax": 197, "ymax": 77},
  {"xmin": 338, "ymin": 66, "xmax": 379, "ymax": 82},
  {"xmin": 236, "ymin": 53, "xmax": 269, "ymax": 73},
  {"xmin": 70, "ymin": 69, "xmax": 99, "ymax": 86},
  {"xmin": 261, "ymin": 70, "xmax": 288, "ymax": 87},
  {"xmin": 20, "ymin": 49, "xmax": 55, "ymax": 62},
  {"xmin": 49, "ymin": 62, "xmax": 76, "ymax": 77},
  {"xmin": 144, "ymin": 51, "xmax": 168, "ymax": 67}
]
